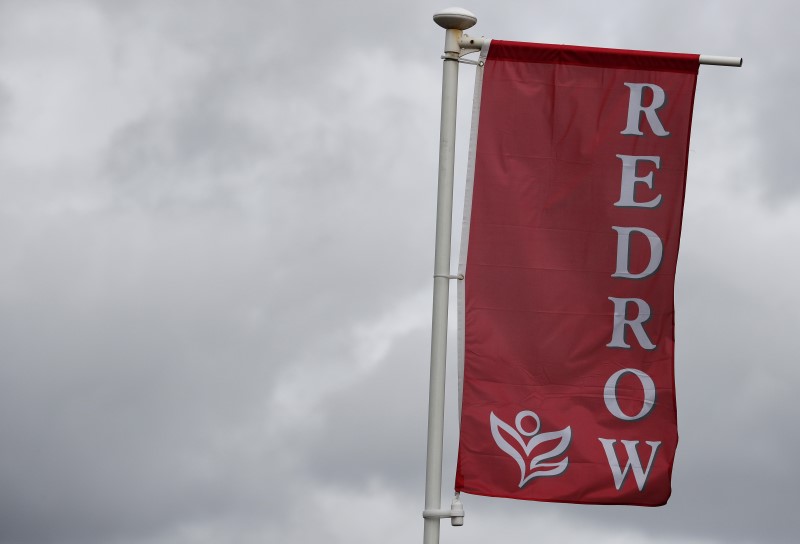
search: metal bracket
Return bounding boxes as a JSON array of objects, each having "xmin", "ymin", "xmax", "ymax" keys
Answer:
[
  {"xmin": 433, "ymin": 273, "xmax": 464, "ymax": 280},
  {"xmin": 458, "ymin": 33, "xmax": 485, "ymax": 57},
  {"xmin": 422, "ymin": 509, "xmax": 453, "ymax": 519},
  {"xmin": 422, "ymin": 495, "xmax": 465, "ymax": 526},
  {"xmin": 439, "ymin": 55, "xmax": 483, "ymax": 66}
]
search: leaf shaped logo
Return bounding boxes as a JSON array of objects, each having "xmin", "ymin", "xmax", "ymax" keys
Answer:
[{"xmin": 490, "ymin": 410, "xmax": 572, "ymax": 488}]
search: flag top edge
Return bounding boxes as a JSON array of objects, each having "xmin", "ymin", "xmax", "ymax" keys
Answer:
[{"xmin": 488, "ymin": 40, "xmax": 699, "ymax": 73}]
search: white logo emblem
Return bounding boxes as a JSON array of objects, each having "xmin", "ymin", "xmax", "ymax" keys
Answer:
[{"xmin": 490, "ymin": 410, "xmax": 572, "ymax": 488}]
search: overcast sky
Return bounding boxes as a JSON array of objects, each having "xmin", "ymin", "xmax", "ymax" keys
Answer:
[{"xmin": 0, "ymin": 1, "xmax": 797, "ymax": 543}]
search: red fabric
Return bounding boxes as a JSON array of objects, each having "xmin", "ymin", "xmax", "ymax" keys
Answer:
[
  {"xmin": 488, "ymin": 40, "xmax": 699, "ymax": 72},
  {"xmin": 455, "ymin": 41, "xmax": 698, "ymax": 506}
]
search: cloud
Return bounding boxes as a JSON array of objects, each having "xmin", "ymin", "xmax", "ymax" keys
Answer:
[{"xmin": 0, "ymin": 1, "xmax": 797, "ymax": 543}]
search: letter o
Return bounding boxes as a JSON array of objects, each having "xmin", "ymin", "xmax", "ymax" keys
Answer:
[{"xmin": 603, "ymin": 368, "xmax": 656, "ymax": 421}]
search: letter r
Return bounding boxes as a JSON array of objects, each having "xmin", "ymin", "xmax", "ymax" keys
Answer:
[
  {"xmin": 621, "ymin": 83, "xmax": 670, "ymax": 137},
  {"xmin": 607, "ymin": 297, "xmax": 657, "ymax": 350}
]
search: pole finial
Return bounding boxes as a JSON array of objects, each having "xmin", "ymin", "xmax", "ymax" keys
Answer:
[{"xmin": 433, "ymin": 7, "xmax": 477, "ymax": 30}]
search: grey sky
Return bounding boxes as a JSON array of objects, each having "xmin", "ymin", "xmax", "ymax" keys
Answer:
[{"xmin": 0, "ymin": 1, "xmax": 796, "ymax": 543}]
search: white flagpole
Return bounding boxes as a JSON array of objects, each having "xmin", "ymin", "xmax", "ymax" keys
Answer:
[{"xmin": 422, "ymin": 7, "xmax": 476, "ymax": 544}]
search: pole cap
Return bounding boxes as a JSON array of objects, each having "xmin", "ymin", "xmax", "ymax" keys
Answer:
[{"xmin": 433, "ymin": 7, "xmax": 477, "ymax": 30}]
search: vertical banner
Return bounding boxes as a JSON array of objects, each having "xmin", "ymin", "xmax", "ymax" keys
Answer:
[{"xmin": 456, "ymin": 41, "xmax": 699, "ymax": 506}]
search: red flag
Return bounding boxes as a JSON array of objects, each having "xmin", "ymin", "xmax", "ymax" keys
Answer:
[{"xmin": 456, "ymin": 41, "xmax": 699, "ymax": 506}]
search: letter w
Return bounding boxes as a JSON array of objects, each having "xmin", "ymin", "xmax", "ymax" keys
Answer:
[{"xmin": 598, "ymin": 439, "xmax": 661, "ymax": 491}]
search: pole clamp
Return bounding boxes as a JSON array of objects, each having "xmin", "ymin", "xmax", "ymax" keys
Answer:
[
  {"xmin": 433, "ymin": 273, "xmax": 464, "ymax": 280},
  {"xmin": 439, "ymin": 55, "xmax": 483, "ymax": 66},
  {"xmin": 422, "ymin": 494, "xmax": 465, "ymax": 526}
]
